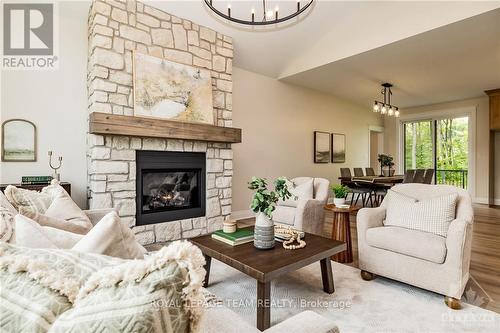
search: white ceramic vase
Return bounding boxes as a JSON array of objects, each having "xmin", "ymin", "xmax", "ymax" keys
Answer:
[
  {"xmin": 333, "ymin": 197, "xmax": 346, "ymax": 206},
  {"xmin": 254, "ymin": 212, "xmax": 275, "ymax": 250}
]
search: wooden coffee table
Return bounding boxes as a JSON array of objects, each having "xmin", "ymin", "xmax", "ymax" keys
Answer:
[{"xmin": 190, "ymin": 226, "xmax": 346, "ymax": 331}]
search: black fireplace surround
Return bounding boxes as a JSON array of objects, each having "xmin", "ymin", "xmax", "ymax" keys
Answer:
[{"xmin": 136, "ymin": 151, "xmax": 206, "ymax": 226}]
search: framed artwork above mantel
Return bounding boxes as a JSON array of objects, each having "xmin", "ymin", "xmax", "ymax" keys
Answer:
[{"xmin": 132, "ymin": 52, "xmax": 214, "ymax": 125}]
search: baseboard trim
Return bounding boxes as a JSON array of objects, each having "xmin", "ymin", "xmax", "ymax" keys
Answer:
[
  {"xmin": 231, "ymin": 209, "xmax": 254, "ymax": 221},
  {"xmin": 474, "ymin": 197, "xmax": 500, "ymax": 205}
]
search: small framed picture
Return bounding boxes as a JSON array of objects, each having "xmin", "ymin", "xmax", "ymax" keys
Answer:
[
  {"xmin": 331, "ymin": 133, "xmax": 346, "ymax": 163},
  {"xmin": 1, "ymin": 119, "xmax": 37, "ymax": 162},
  {"xmin": 314, "ymin": 131, "xmax": 331, "ymax": 163}
]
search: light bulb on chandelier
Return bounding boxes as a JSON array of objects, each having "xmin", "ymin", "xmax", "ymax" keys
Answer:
[
  {"xmin": 372, "ymin": 83, "xmax": 400, "ymax": 117},
  {"xmin": 204, "ymin": 0, "xmax": 314, "ymax": 26}
]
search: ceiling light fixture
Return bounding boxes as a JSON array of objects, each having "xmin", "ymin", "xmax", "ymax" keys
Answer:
[
  {"xmin": 373, "ymin": 83, "xmax": 400, "ymax": 117},
  {"xmin": 204, "ymin": 0, "xmax": 314, "ymax": 26}
]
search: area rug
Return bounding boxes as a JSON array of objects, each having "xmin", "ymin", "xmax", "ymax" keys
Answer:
[{"xmin": 206, "ymin": 259, "xmax": 500, "ymax": 332}]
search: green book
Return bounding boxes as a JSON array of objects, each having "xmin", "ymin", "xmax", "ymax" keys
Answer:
[
  {"xmin": 212, "ymin": 228, "xmax": 254, "ymax": 241},
  {"xmin": 22, "ymin": 176, "xmax": 52, "ymax": 183}
]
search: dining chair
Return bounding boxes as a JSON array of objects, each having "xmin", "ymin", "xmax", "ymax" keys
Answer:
[
  {"xmin": 403, "ymin": 169, "xmax": 416, "ymax": 183},
  {"xmin": 365, "ymin": 168, "xmax": 376, "ymax": 176},
  {"xmin": 423, "ymin": 169, "xmax": 435, "ymax": 184},
  {"xmin": 353, "ymin": 168, "xmax": 365, "ymax": 177},
  {"xmin": 413, "ymin": 169, "xmax": 426, "ymax": 183},
  {"xmin": 339, "ymin": 168, "xmax": 371, "ymax": 206}
]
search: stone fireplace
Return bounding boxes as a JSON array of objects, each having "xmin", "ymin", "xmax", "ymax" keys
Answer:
[{"xmin": 86, "ymin": 0, "xmax": 235, "ymax": 245}]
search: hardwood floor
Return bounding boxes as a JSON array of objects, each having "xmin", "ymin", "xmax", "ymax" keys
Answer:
[{"xmin": 239, "ymin": 204, "xmax": 500, "ymax": 313}]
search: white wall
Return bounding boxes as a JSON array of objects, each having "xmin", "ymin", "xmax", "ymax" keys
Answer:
[
  {"xmin": 0, "ymin": 1, "xmax": 90, "ymax": 207},
  {"xmin": 231, "ymin": 67, "xmax": 383, "ymax": 213}
]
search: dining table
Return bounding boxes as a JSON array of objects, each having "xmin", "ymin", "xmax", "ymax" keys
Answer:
[{"xmin": 350, "ymin": 175, "xmax": 405, "ymax": 185}]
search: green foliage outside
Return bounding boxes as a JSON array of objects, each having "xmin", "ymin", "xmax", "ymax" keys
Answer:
[
  {"xmin": 404, "ymin": 117, "xmax": 468, "ymax": 188},
  {"xmin": 248, "ymin": 177, "xmax": 293, "ymax": 218}
]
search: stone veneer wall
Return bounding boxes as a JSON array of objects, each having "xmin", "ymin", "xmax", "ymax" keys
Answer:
[{"xmin": 87, "ymin": 0, "xmax": 233, "ymax": 245}]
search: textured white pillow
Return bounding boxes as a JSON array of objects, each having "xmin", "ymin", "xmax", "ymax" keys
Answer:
[
  {"xmin": 4, "ymin": 185, "xmax": 52, "ymax": 215},
  {"xmin": 280, "ymin": 179, "xmax": 314, "ymax": 208},
  {"xmin": 15, "ymin": 214, "xmax": 82, "ymax": 249},
  {"xmin": 0, "ymin": 192, "xmax": 17, "ymax": 242},
  {"xmin": 72, "ymin": 211, "xmax": 146, "ymax": 259},
  {"xmin": 384, "ymin": 190, "xmax": 458, "ymax": 237},
  {"xmin": 20, "ymin": 186, "xmax": 93, "ymax": 235}
]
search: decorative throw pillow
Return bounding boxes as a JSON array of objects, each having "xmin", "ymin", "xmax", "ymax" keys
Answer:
[
  {"xmin": 0, "ymin": 192, "xmax": 17, "ymax": 242},
  {"xmin": 0, "ymin": 242, "xmax": 122, "ymax": 332},
  {"xmin": 384, "ymin": 190, "xmax": 458, "ymax": 237},
  {"xmin": 72, "ymin": 211, "xmax": 147, "ymax": 259},
  {"xmin": 0, "ymin": 207, "xmax": 14, "ymax": 242},
  {"xmin": 0, "ymin": 241, "xmax": 204, "ymax": 333},
  {"xmin": 4, "ymin": 185, "xmax": 52, "ymax": 215},
  {"xmin": 280, "ymin": 178, "xmax": 314, "ymax": 207},
  {"xmin": 20, "ymin": 187, "xmax": 93, "ymax": 235},
  {"xmin": 15, "ymin": 214, "xmax": 83, "ymax": 249}
]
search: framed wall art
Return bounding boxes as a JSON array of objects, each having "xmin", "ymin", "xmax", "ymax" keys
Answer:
[
  {"xmin": 1, "ymin": 119, "xmax": 37, "ymax": 162},
  {"xmin": 314, "ymin": 131, "xmax": 331, "ymax": 163},
  {"xmin": 133, "ymin": 52, "xmax": 214, "ymax": 125},
  {"xmin": 331, "ymin": 133, "xmax": 346, "ymax": 163}
]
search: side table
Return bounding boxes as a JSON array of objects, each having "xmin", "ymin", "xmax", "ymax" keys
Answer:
[{"xmin": 324, "ymin": 204, "xmax": 359, "ymax": 263}]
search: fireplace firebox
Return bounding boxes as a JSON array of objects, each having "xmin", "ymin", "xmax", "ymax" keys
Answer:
[{"xmin": 136, "ymin": 151, "xmax": 206, "ymax": 226}]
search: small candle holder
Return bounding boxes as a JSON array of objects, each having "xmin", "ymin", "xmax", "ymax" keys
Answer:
[{"xmin": 48, "ymin": 151, "xmax": 62, "ymax": 181}]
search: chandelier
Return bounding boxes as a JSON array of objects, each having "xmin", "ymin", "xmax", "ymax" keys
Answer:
[
  {"xmin": 203, "ymin": 0, "xmax": 315, "ymax": 26},
  {"xmin": 373, "ymin": 83, "xmax": 400, "ymax": 117}
]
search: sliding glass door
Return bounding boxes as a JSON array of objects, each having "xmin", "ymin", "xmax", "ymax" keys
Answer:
[
  {"xmin": 402, "ymin": 116, "xmax": 469, "ymax": 189},
  {"xmin": 404, "ymin": 120, "xmax": 433, "ymax": 171},
  {"xmin": 436, "ymin": 117, "xmax": 469, "ymax": 188}
]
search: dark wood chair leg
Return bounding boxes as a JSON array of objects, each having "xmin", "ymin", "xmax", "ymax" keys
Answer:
[
  {"xmin": 203, "ymin": 255, "xmax": 212, "ymax": 287},
  {"xmin": 444, "ymin": 296, "xmax": 461, "ymax": 310},
  {"xmin": 257, "ymin": 281, "xmax": 271, "ymax": 331},
  {"xmin": 320, "ymin": 258, "xmax": 335, "ymax": 293}
]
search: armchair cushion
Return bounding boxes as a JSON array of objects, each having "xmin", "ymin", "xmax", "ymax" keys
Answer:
[
  {"xmin": 366, "ymin": 226, "xmax": 447, "ymax": 264},
  {"xmin": 273, "ymin": 206, "xmax": 296, "ymax": 226},
  {"xmin": 280, "ymin": 178, "xmax": 314, "ymax": 207},
  {"xmin": 384, "ymin": 189, "xmax": 458, "ymax": 237}
]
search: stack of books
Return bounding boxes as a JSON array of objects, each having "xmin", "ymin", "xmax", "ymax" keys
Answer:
[
  {"xmin": 211, "ymin": 229, "xmax": 254, "ymax": 246},
  {"xmin": 21, "ymin": 176, "xmax": 53, "ymax": 185}
]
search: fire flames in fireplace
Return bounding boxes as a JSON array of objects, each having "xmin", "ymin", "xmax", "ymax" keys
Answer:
[{"xmin": 143, "ymin": 171, "xmax": 198, "ymax": 212}]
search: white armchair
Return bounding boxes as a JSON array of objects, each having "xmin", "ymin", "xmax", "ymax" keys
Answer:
[
  {"xmin": 272, "ymin": 177, "xmax": 330, "ymax": 235},
  {"xmin": 357, "ymin": 184, "xmax": 474, "ymax": 309}
]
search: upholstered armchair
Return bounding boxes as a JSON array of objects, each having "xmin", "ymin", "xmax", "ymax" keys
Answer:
[
  {"xmin": 357, "ymin": 184, "xmax": 474, "ymax": 309},
  {"xmin": 272, "ymin": 177, "xmax": 330, "ymax": 235}
]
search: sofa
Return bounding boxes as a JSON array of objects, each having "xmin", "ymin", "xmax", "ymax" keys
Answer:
[
  {"xmin": 356, "ymin": 184, "xmax": 473, "ymax": 309},
  {"xmin": 1, "ymin": 195, "xmax": 339, "ymax": 333},
  {"xmin": 272, "ymin": 177, "xmax": 330, "ymax": 235}
]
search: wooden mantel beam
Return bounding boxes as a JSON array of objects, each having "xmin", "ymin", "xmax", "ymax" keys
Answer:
[{"xmin": 89, "ymin": 112, "xmax": 242, "ymax": 144}]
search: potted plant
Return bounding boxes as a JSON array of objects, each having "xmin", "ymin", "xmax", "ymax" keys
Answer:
[
  {"xmin": 378, "ymin": 154, "xmax": 395, "ymax": 177},
  {"xmin": 331, "ymin": 184, "xmax": 348, "ymax": 206},
  {"xmin": 248, "ymin": 176, "xmax": 292, "ymax": 250}
]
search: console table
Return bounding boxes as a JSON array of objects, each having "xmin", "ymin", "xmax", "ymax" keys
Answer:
[{"xmin": 0, "ymin": 182, "xmax": 71, "ymax": 196}]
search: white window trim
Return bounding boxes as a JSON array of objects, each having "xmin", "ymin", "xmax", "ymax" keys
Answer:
[{"xmin": 396, "ymin": 106, "xmax": 477, "ymax": 197}]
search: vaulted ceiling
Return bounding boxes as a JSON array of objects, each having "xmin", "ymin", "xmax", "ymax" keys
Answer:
[{"xmin": 151, "ymin": 1, "xmax": 500, "ymax": 107}]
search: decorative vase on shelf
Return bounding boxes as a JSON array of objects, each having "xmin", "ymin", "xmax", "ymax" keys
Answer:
[
  {"xmin": 254, "ymin": 212, "xmax": 275, "ymax": 250},
  {"xmin": 333, "ymin": 197, "xmax": 346, "ymax": 206}
]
